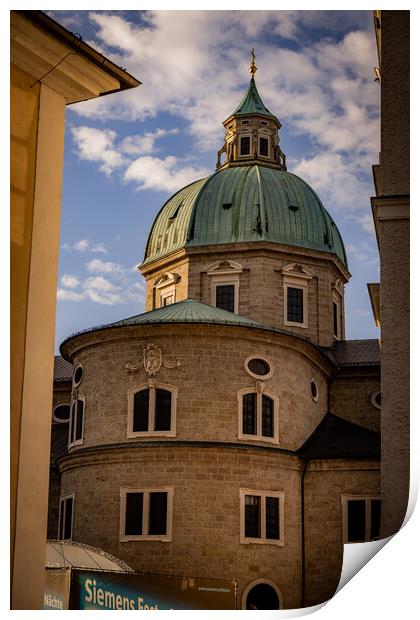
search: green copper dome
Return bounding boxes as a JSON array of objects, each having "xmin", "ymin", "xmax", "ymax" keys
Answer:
[{"xmin": 142, "ymin": 165, "xmax": 347, "ymax": 267}]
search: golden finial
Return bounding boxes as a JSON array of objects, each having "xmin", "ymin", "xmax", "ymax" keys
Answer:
[{"xmin": 249, "ymin": 48, "xmax": 257, "ymax": 77}]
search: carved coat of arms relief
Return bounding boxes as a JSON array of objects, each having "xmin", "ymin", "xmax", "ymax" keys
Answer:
[{"xmin": 125, "ymin": 343, "xmax": 181, "ymax": 376}]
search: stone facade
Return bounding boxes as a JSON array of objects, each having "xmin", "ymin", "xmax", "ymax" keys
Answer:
[
  {"xmin": 48, "ymin": 52, "xmax": 383, "ymax": 610},
  {"xmin": 141, "ymin": 243, "xmax": 349, "ymax": 348},
  {"xmin": 50, "ymin": 318, "xmax": 381, "ymax": 608}
]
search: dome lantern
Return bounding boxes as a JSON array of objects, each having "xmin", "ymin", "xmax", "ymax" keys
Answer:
[{"xmin": 216, "ymin": 50, "xmax": 286, "ymax": 171}]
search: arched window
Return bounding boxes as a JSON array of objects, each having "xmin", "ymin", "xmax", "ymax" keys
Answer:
[
  {"xmin": 68, "ymin": 396, "xmax": 85, "ymax": 448},
  {"xmin": 242, "ymin": 579, "xmax": 283, "ymax": 609},
  {"xmin": 128, "ymin": 383, "xmax": 177, "ymax": 438},
  {"xmin": 238, "ymin": 388, "xmax": 279, "ymax": 443}
]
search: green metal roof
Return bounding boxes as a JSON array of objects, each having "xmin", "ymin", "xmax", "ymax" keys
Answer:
[
  {"xmin": 109, "ymin": 298, "xmax": 263, "ymax": 328},
  {"xmin": 142, "ymin": 165, "xmax": 347, "ymax": 267},
  {"xmin": 231, "ymin": 77, "xmax": 278, "ymax": 120}
]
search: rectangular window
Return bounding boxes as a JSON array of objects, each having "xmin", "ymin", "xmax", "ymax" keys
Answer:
[
  {"xmin": 240, "ymin": 489, "xmax": 284, "ymax": 545},
  {"xmin": 342, "ymin": 496, "xmax": 381, "ymax": 543},
  {"xmin": 243, "ymin": 393, "xmax": 257, "ymax": 435},
  {"xmin": 287, "ymin": 287, "xmax": 304, "ymax": 323},
  {"xmin": 129, "ymin": 385, "xmax": 176, "ymax": 437},
  {"xmin": 240, "ymin": 136, "xmax": 251, "ymax": 156},
  {"xmin": 259, "ymin": 137, "xmax": 269, "ymax": 157},
  {"xmin": 239, "ymin": 391, "xmax": 278, "ymax": 443},
  {"xmin": 245, "ymin": 495, "xmax": 261, "ymax": 538},
  {"xmin": 261, "ymin": 395, "xmax": 274, "ymax": 438},
  {"xmin": 155, "ymin": 389, "xmax": 172, "ymax": 431},
  {"xmin": 125, "ymin": 492, "xmax": 143, "ymax": 536},
  {"xmin": 58, "ymin": 494, "xmax": 74, "ymax": 541},
  {"xmin": 120, "ymin": 488, "xmax": 173, "ymax": 541},
  {"xmin": 333, "ymin": 301, "xmax": 338, "ymax": 337},
  {"xmin": 133, "ymin": 389, "xmax": 149, "ymax": 432},
  {"xmin": 69, "ymin": 398, "xmax": 84, "ymax": 447},
  {"xmin": 149, "ymin": 492, "xmax": 168, "ymax": 535},
  {"xmin": 216, "ymin": 284, "xmax": 235, "ymax": 313}
]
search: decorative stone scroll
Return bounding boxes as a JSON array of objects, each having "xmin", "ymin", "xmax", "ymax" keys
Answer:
[{"xmin": 125, "ymin": 344, "xmax": 181, "ymax": 376}]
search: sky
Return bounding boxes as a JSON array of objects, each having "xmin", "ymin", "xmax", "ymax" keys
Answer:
[{"xmin": 51, "ymin": 9, "xmax": 381, "ymax": 351}]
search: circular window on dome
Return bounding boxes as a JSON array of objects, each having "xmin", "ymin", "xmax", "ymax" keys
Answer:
[
  {"xmin": 73, "ymin": 364, "xmax": 84, "ymax": 387},
  {"xmin": 245, "ymin": 356, "xmax": 273, "ymax": 380},
  {"xmin": 371, "ymin": 390, "xmax": 381, "ymax": 410},
  {"xmin": 310, "ymin": 380, "xmax": 318, "ymax": 402},
  {"xmin": 53, "ymin": 404, "xmax": 70, "ymax": 424}
]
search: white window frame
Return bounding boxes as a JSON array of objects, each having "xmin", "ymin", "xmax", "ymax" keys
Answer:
[
  {"xmin": 207, "ymin": 260, "xmax": 243, "ymax": 315},
  {"xmin": 120, "ymin": 487, "xmax": 174, "ymax": 542},
  {"xmin": 332, "ymin": 288, "xmax": 343, "ymax": 339},
  {"xmin": 153, "ymin": 272, "xmax": 180, "ymax": 309},
  {"xmin": 239, "ymin": 132, "xmax": 252, "ymax": 157},
  {"xmin": 52, "ymin": 403, "xmax": 71, "ymax": 424},
  {"xmin": 237, "ymin": 387, "xmax": 279, "ymax": 444},
  {"xmin": 282, "ymin": 265, "xmax": 313, "ymax": 329},
  {"xmin": 127, "ymin": 382, "xmax": 177, "ymax": 438},
  {"xmin": 240, "ymin": 489, "xmax": 285, "ymax": 546},
  {"xmin": 341, "ymin": 495, "xmax": 381, "ymax": 543},
  {"xmin": 244, "ymin": 355, "xmax": 274, "ymax": 381},
  {"xmin": 68, "ymin": 395, "xmax": 85, "ymax": 449},
  {"xmin": 258, "ymin": 134, "xmax": 270, "ymax": 159},
  {"xmin": 73, "ymin": 363, "xmax": 84, "ymax": 387},
  {"xmin": 241, "ymin": 579, "xmax": 283, "ymax": 610},
  {"xmin": 58, "ymin": 492, "xmax": 75, "ymax": 541}
]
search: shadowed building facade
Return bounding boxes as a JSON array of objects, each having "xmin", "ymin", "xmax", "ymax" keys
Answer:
[{"xmin": 49, "ymin": 60, "xmax": 381, "ymax": 609}]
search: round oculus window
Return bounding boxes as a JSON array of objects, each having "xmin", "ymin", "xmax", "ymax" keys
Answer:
[
  {"xmin": 73, "ymin": 365, "xmax": 84, "ymax": 387},
  {"xmin": 371, "ymin": 390, "xmax": 381, "ymax": 409},
  {"xmin": 245, "ymin": 357, "xmax": 272, "ymax": 379},
  {"xmin": 53, "ymin": 404, "xmax": 70, "ymax": 424},
  {"xmin": 310, "ymin": 380, "xmax": 318, "ymax": 401}
]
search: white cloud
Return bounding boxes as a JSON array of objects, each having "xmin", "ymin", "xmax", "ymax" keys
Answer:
[
  {"xmin": 124, "ymin": 155, "xmax": 210, "ymax": 192},
  {"xmin": 85, "ymin": 258, "xmax": 125, "ymax": 274},
  {"xmin": 91, "ymin": 242, "xmax": 108, "ymax": 254},
  {"xmin": 121, "ymin": 128, "xmax": 179, "ymax": 155},
  {"xmin": 57, "ymin": 289, "xmax": 86, "ymax": 302},
  {"xmin": 83, "ymin": 276, "xmax": 119, "ymax": 292},
  {"xmin": 71, "ymin": 126, "xmax": 126, "ymax": 176},
  {"xmin": 61, "ymin": 11, "xmax": 379, "ymax": 237},
  {"xmin": 74, "ymin": 239, "xmax": 90, "ymax": 252},
  {"xmin": 61, "ymin": 274, "xmax": 80, "ymax": 289}
]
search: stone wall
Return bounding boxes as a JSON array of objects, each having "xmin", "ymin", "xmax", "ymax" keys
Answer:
[
  {"xmin": 329, "ymin": 368, "xmax": 381, "ymax": 432},
  {"xmin": 59, "ymin": 444, "xmax": 304, "ymax": 609},
  {"xmin": 141, "ymin": 243, "xmax": 349, "ymax": 348},
  {"xmin": 303, "ymin": 459, "xmax": 380, "ymax": 606},
  {"xmin": 65, "ymin": 323, "xmax": 330, "ymax": 454}
]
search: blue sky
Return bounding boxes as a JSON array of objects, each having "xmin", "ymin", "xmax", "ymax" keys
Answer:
[{"xmin": 52, "ymin": 10, "xmax": 381, "ymax": 351}]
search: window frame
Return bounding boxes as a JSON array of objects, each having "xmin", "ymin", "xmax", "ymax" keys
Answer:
[
  {"xmin": 240, "ymin": 488, "xmax": 285, "ymax": 546},
  {"xmin": 210, "ymin": 276, "xmax": 240, "ymax": 314},
  {"xmin": 68, "ymin": 395, "xmax": 85, "ymax": 449},
  {"xmin": 237, "ymin": 387, "xmax": 279, "ymax": 444},
  {"xmin": 127, "ymin": 382, "xmax": 177, "ymax": 438},
  {"xmin": 120, "ymin": 487, "xmax": 174, "ymax": 542},
  {"xmin": 58, "ymin": 492, "xmax": 75, "ymax": 541},
  {"xmin": 244, "ymin": 355, "xmax": 274, "ymax": 381},
  {"xmin": 53, "ymin": 403, "xmax": 71, "ymax": 424},
  {"xmin": 341, "ymin": 495, "xmax": 381, "ymax": 543},
  {"xmin": 332, "ymin": 288, "xmax": 343, "ymax": 339},
  {"xmin": 238, "ymin": 132, "xmax": 252, "ymax": 157},
  {"xmin": 282, "ymin": 265, "xmax": 312, "ymax": 329},
  {"xmin": 258, "ymin": 134, "xmax": 270, "ymax": 158},
  {"xmin": 73, "ymin": 363, "xmax": 84, "ymax": 387}
]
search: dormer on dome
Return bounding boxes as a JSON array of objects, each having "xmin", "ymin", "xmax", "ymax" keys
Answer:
[{"xmin": 217, "ymin": 50, "xmax": 286, "ymax": 171}]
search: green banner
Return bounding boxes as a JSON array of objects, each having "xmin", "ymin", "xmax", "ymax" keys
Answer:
[{"xmin": 70, "ymin": 569, "xmax": 236, "ymax": 610}]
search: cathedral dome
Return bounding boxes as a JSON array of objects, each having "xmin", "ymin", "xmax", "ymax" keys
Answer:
[{"xmin": 142, "ymin": 165, "xmax": 347, "ymax": 267}]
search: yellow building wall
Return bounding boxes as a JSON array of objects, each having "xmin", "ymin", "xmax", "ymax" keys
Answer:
[{"xmin": 11, "ymin": 63, "xmax": 65, "ymax": 609}]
